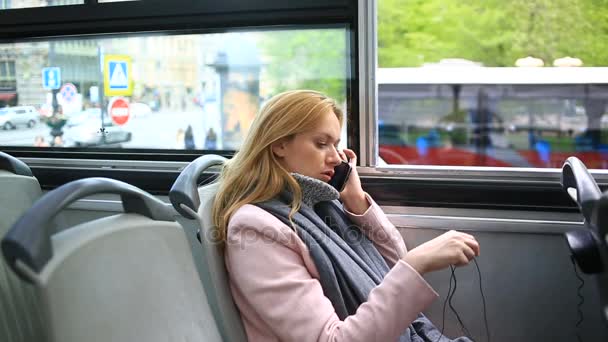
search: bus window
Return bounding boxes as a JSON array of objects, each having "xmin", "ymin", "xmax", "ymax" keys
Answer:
[
  {"xmin": 0, "ymin": 28, "xmax": 349, "ymax": 150},
  {"xmin": 376, "ymin": 0, "xmax": 608, "ymax": 169}
]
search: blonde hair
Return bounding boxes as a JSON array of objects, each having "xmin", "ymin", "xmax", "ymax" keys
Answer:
[{"xmin": 212, "ymin": 90, "xmax": 344, "ymax": 243}]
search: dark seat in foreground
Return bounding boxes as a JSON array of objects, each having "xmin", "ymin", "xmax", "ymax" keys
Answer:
[
  {"xmin": 0, "ymin": 151, "xmax": 45, "ymax": 342},
  {"xmin": 1, "ymin": 177, "xmax": 223, "ymax": 342}
]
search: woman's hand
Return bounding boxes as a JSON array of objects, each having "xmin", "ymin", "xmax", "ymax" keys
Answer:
[
  {"xmin": 338, "ymin": 149, "xmax": 369, "ymax": 214},
  {"xmin": 402, "ymin": 230, "xmax": 480, "ymax": 275}
]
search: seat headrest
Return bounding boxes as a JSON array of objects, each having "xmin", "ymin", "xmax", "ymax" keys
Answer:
[{"xmin": 0, "ymin": 152, "xmax": 33, "ymax": 177}]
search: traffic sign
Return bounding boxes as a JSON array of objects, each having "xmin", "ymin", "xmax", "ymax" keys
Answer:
[
  {"xmin": 59, "ymin": 83, "xmax": 78, "ymax": 103},
  {"xmin": 108, "ymin": 97, "xmax": 130, "ymax": 126},
  {"xmin": 104, "ymin": 55, "xmax": 132, "ymax": 96},
  {"xmin": 42, "ymin": 67, "xmax": 61, "ymax": 90}
]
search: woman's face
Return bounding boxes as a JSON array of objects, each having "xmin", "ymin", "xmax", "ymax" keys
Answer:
[{"xmin": 272, "ymin": 110, "xmax": 343, "ymax": 182}]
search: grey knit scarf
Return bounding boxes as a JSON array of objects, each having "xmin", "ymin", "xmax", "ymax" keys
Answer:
[{"xmin": 254, "ymin": 173, "xmax": 472, "ymax": 342}]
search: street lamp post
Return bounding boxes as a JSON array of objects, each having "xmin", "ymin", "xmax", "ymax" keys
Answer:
[{"xmin": 207, "ymin": 36, "xmax": 261, "ymax": 150}]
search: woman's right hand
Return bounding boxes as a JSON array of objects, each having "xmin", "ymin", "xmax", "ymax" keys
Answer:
[{"xmin": 402, "ymin": 230, "xmax": 480, "ymax": 275}]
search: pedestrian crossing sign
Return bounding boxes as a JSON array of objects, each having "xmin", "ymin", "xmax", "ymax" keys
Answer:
[{"xmin": 104, "ymin": 55, "xmax": 132, "ymax": 96}]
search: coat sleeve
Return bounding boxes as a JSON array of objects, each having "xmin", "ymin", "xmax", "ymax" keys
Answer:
[
  {"xmin": 225, "ymin": 206, "xmax": 438, "ymax": 342},
  {"xmin": 343, "ymin": 193, "xmax": 408, "ymax": 266}
]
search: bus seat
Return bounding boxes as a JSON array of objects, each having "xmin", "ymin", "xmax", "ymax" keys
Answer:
[
  {"xmin": 170, "ymin": 154, "xmax": 248, "ymax": 342},
  {"xmin": 1, "ymin": 177, "xmax": 223, "ymax": 342},
  {"xmin": 0, "ymin": 151, "xmax": 45, "ymax": 342}
]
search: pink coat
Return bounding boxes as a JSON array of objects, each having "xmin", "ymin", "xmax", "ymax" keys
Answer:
[{"xmin": 225, "ymin": 194, "xmax": 439, "ymax": 341}]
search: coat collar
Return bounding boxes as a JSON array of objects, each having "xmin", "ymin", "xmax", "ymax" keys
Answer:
[{"xmin": 291, "ymin": 173, "xmax": 340, "ymax": 207}]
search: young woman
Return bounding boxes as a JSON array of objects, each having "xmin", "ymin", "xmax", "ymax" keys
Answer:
[{"xmin": 213, "ymin": 90, "xmax": 479, "ymax": 341}]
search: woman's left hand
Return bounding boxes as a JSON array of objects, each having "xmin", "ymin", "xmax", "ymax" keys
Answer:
[{"xmin": 338, "ymin": 149, "xmax": 370, "ymax": 214}]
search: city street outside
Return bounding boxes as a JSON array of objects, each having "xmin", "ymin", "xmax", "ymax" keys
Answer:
[{"xmin": 0, "ymin": 108, "xmax": 214, "ymax": 150}]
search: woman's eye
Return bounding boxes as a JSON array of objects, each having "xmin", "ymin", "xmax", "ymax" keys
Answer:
[{"xmin": 316, "ymin": 142, "xmax": 327, "ymax": 147}]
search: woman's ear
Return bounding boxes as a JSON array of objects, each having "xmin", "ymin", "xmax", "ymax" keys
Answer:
[{"xmin": 271, "ymin": 138, "xmax": 288, "ymax": 158}]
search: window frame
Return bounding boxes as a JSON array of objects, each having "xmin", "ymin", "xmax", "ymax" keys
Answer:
[{"xmin": 0, "ymin": 0, "xmax": 353, "ymax": 41}]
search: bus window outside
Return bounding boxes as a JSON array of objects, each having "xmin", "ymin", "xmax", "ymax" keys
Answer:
[
  {"xmin": 0, "ymin": 0, "xmax": 83, "ymax": 10},
  {"xmin": 377, "ymin": 0, "xmax": 608, "ymax": 169},
  {"xmin": 0, "ymin": 28, "xmax": 349, "ymax": 150}
]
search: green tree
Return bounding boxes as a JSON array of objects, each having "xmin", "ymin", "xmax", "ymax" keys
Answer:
[
  {"xmin": 378, "ymin": 0, "xmax": 608, "ymax": 67},
  {"xmin": 578, "ymin": 0, "xmax": 608, "ymax": 66},
  {"xmin": 258, "ymin": 29, "xmax": 347, "ymax": 102}
]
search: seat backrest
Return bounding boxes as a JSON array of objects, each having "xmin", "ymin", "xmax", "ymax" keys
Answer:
[
  {"xmin": 194, "ymin": 182, "xmax": 248, "ymax": 342},
  {"xmin": 42, "ymin": 215, "xmax": 223, "ymax": 342},
  {"xmin": 2, "ymin": 178, "xmax": 223, "ymax": 342},
  {"xmin": 169, "ymin": 154, "xmax": 247, "ymax": 342},
  {"xmin": 0, "ymin": 152, "xmax": 45, "ymax": 342}
]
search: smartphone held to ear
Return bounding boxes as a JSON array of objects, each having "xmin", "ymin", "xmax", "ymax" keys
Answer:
[{"xmin": 328, "ymin": 160, "xmax": 352, "ymax": 192}]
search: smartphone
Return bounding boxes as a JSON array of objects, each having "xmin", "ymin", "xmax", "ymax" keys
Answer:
[{"xmin": 328, "ymin": 160, "xmax": 352, "ymax": 192}]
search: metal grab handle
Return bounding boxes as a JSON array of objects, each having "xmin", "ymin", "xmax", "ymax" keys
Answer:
[
  {"xmin": 561, "ymin": 156, "xmax": 601, "ymax": 222},
  {"xmin": 0, "ymin": 151, "xmax": 33, "ymax": 177},
  {"xmin": 169, "ymin": 154, "xmax": 227, "ymax": 219},
  {"xmin": 1, "ymin": 177, "xmax": 174, "ymax": 282}
]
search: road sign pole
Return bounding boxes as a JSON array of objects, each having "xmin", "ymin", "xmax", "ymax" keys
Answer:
[
  {"xmin": 51, "ymin": 89, "xmax": 59, "ymax": 115},
  {"xmin": 98, "ymin": 45, "xmax": 106, "ymax": 144}
]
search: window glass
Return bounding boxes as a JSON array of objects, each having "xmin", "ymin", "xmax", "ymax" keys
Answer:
[
  {"xmin": 0, "ymin": 0, "xmax": 83, "ymax": 10},
  {"xmin": 377, "ymin": 0, "xmax": 608, "ymax": 168},
  {"xmin": 0, "ymin": 28, "xmax": 349, "ymax": 149}
]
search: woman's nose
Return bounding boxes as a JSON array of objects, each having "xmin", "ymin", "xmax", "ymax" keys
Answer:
[{"xmin": 328, "ymin": 146, "xmax": 342, "ymax": 166}]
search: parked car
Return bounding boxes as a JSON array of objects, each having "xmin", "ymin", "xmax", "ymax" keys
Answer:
[
  {"xmin": 0, "ymin": 106, "xmax": 39, "ymax": 130},
  {"xmin": 63, "ymin": 109, "xmax": 132, "ymax": 147}
]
